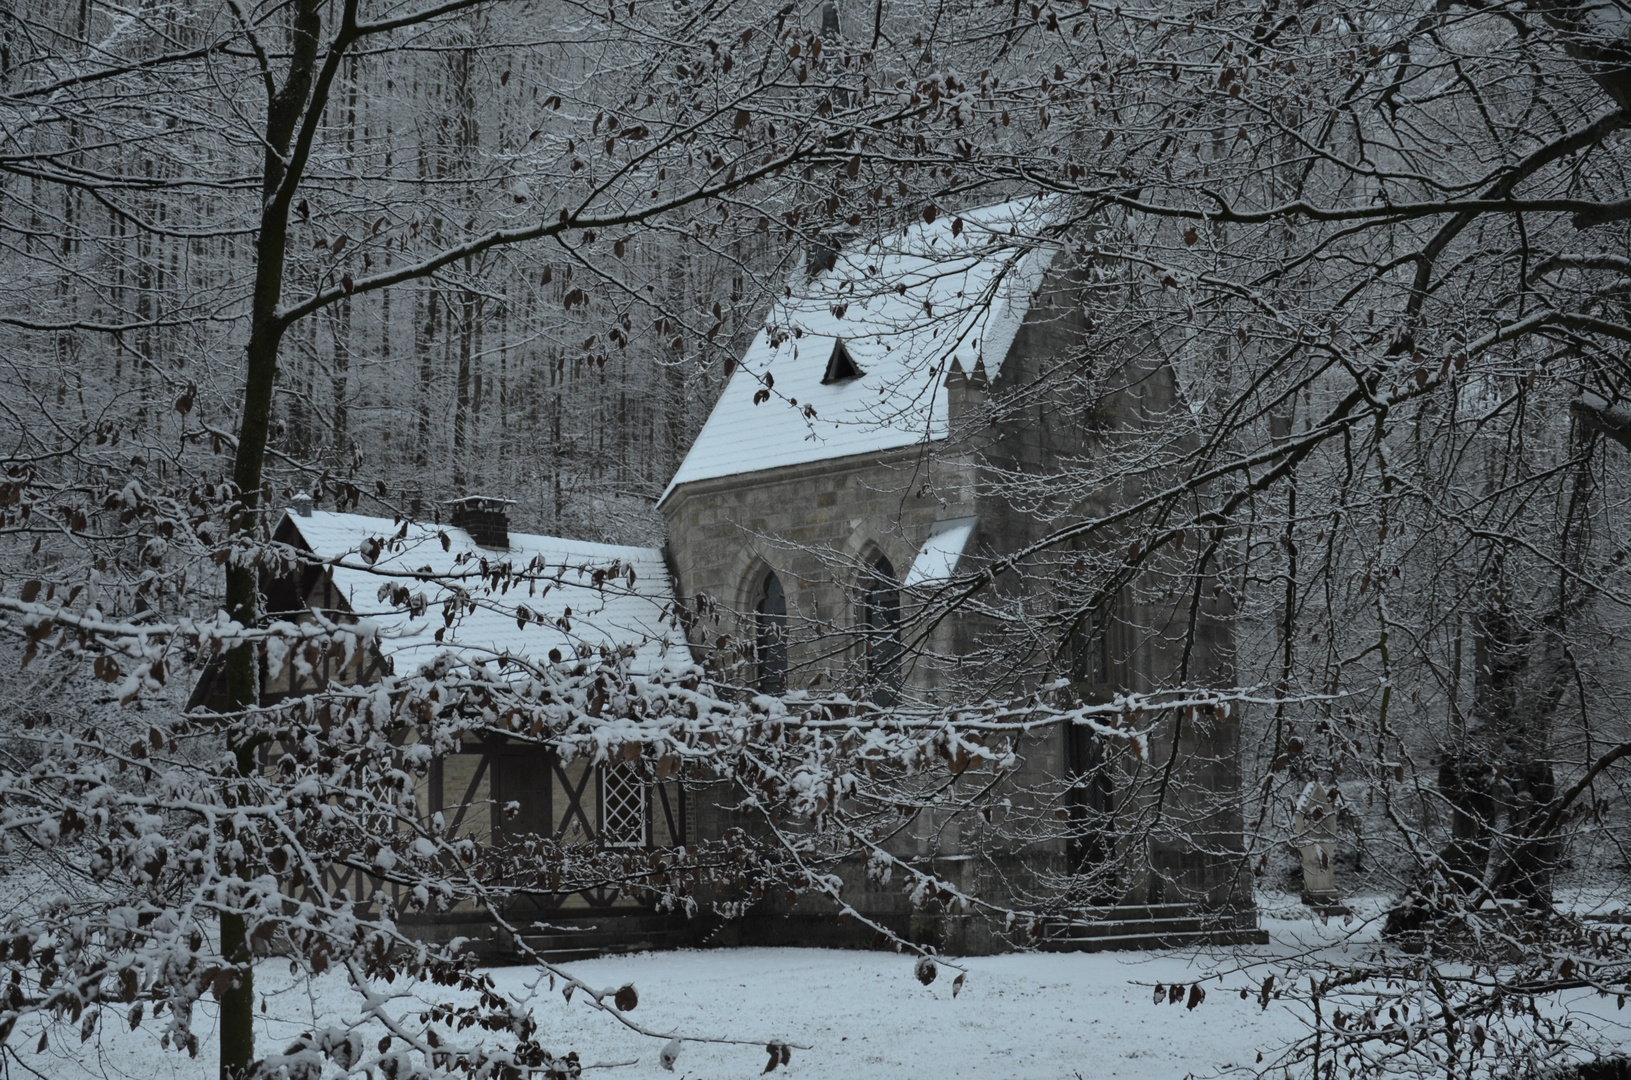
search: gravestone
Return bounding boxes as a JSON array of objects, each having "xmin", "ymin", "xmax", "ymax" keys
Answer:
[{"xmin": 1293, "ymin": 781, "xmax": 1346, "ymax": 912}]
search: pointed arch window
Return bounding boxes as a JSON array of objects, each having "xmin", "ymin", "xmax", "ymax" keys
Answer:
[
  {"xmin": 864, "ymin": 555, "xmax": 902, "ymax": 706},
  {"xmin": 1071, "ymin": 601, "xmax": 1111, "ymax": 686},
  {"xmin": 1066, "ymin": 723, "xmax": 1115, "ymax": 879},
  {"xmin": 755, "ymin": 570, "xmax": 788, "ymax": 694}
]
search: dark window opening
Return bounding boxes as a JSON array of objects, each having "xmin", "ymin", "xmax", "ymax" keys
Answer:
[
  {"xmin": 821, "ymin": 337, "xmax": 865, "ymax": 384},
  {"xmin": 494, "ymin": 755, "xmax": 551, "ymax": 840},
  {"xmin": 864, "ymin": 555, "xmax": 902, "ymax": 706},
  {"xmin": 1066, "ymin": 724, "xmax": 1116, "ymax": 887},
  {"xmin": 755, "ymin": 570, "xmax": 788, "ymax": 694},
  {"xmin": 1071, "ymin": 602, "xmax": 1111, "ymax": 686}
]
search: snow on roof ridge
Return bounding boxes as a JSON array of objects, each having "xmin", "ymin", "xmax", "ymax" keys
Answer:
[
  {"xmin": 287, "ymin": 507, "xmax": 661, "ymax": 560},
  {"xmin": 660, "ymin": 197, "xmax": 1058, "ymax": 504}
]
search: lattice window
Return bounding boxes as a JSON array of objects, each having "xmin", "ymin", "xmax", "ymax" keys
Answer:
[{"xmin": 600, "ymin": 762, "xmax": 647, "ymax": 848}]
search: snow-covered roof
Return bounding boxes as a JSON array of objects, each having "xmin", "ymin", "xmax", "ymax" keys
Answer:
[
  {"xmin": 278, "ymin": 509, "xmax": 682, "ymax": 676},
  {"xmin": 903, "ymin": 517, "xmax": 978, "ymax": 588},
  {"xmin": 661, "ymin": 199, "xmax": 1058, "ymax": 503}
]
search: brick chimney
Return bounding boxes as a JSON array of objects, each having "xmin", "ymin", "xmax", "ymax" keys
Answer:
[{"xmin": 449, "ymin": 495, "xmax": 514, "ymax": 549}]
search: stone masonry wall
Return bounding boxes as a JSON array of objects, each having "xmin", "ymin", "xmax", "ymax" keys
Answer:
[{"xmin": 660, "ymin": 258, "xmax": 1253, "ymax": 948}]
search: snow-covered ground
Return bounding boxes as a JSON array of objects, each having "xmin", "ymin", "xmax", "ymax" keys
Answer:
[
  {"xmin": 26, "ymin": 947, "xmax": 1304, "ymax": 1080},
  {"xmin": 19, "ymin": 897, "xmax": 1629, "ymax": 1080}
]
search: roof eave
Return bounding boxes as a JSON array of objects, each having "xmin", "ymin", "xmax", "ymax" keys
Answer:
[{"xmin": 658, "ymin": 433, "xmax": 952, "ymax": 511}]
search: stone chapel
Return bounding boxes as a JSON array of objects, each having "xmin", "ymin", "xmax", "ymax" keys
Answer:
[{"xmin": 215, "ymin": 199, "xmax": 1262, "ymax": 957}]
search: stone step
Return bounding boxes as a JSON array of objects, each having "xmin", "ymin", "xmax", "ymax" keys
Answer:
[
  {"xmin": 1038, "ymin": 926, "xmax": 1269, "ymax": 953},
  {"xmin": 1056, "ymin": 902, "xmax": 1255, "ymax": 921},
  {"xmin": 1034, "ymin": 904, "xmax": 1266, "ymax": 953},
  {"xmin": 514, "ymin": 912, "xmax": 692, "ymax": 935},
  {"xmin": 520, "ymin": 945, "xmax": 605, "ymax": 963},
  {"xmin": 1062, "ymin": 903, "xmax": 1214, "ymax": 921},
  {"xmin": 514, "ymin": 914, "xmax": 702, "ymax": 961},
  {"xmin": 519, "ymin": 934, "xmax": 696, "ymax": 962},
  {"xmin": 1050, "ymin": 916, "xmax": 1212, "ymax": 938},
  {"xmin": 519, "ymin": 926, "xmax": 694, "ymax": 945}
]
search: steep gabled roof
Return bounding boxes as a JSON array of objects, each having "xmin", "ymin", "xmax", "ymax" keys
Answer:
[
  {"xmin": 276, "ymin": 509, "xmax": 682, "ymax": 677},
  {"xmin": 660, "ymin": 198, "xmax": 1057, "ymax": 503}
]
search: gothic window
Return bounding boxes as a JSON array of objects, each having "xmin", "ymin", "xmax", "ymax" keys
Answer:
[
  {"xmin": 864, "ymin": 555, "xmax": 902, "ymax": 706},
  {"xmin": 755, "ymin": 570, "xmax": 788, "ymax": 694},
  {"xmin": 1071, "ymin": 602, "xmax": 1111, "ymax": 686},
  {"xmin": 600, "ymin": 761, "xmax": 647, "ymax": 848},
  {"xmin": 1066, "ymin": 724, "xmax": 1115, "ymax": 879}
]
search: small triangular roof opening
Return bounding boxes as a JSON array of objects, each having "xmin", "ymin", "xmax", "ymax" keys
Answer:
[{"xmin": 821, "ymin": 337, "xmax": 865, "ymax": 384}]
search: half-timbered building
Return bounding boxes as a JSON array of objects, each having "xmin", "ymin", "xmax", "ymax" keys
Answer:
[{"xmin": 191, "ymin": 495, "xmax": 694, "ymax": 955}]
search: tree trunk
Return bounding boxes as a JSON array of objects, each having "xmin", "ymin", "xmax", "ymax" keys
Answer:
[
  {"xmin": 454, "ymin": 281, "xmax": 474, "ymax": 489},
  {"xmin": 1433, "ymin": 428, "xmax": 1597, "ymax": 910},
  {"xmin": 220, "ymin": 2, "xmax": 327, "ymax": 1074}
]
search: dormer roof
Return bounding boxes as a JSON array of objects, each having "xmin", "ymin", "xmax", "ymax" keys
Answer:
[{"xmin": 820, "ymin": 337, "xmax": 864, "ymax": 384}]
